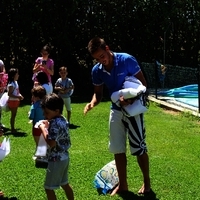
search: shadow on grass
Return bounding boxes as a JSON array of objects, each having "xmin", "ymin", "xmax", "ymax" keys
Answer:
[
  {"xmin": 97, "ymin": 189, "xmax": 159, "ymax": 200},
  {"xmin": 3, "ymin": 128, "xmax": 27, "ymax": 137},
  {"xmin": 118, "ymin": 190, "xmax": 159, "ymax": 200},
  {"xmin": 0, "ymin": 197, "xmax": 18, "ymax": 200},
  {"xmin": 69, "ymin": 123, "xmax": 80, "ymax": 129}
]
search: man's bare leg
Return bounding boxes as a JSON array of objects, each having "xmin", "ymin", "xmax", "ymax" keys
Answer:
[
  {"xmin": 137, "ymin": 152, "xmax": 151, "ymax": 194},
  {"xmin": 110, "ymin": 153, "xmax": 128, "ymax": 196}
]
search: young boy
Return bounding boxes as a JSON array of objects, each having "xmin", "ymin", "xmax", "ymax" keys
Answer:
[
  {"xmin": 54, "ymin": 66, "xmax": 74, "ymax": 124},
  {"xmin": 28, "ymin": 86, "xmax": 46, "ymax": 154},
  {"xmin": 38, "ymin": 93, "xmax": 74, "ymax": 200}
]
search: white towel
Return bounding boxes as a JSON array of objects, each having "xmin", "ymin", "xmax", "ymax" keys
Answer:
[{"xmin": 111, "ymin": 76, "xmax": 148, "ymax": 116}]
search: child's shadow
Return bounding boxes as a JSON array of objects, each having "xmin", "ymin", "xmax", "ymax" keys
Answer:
[
  {"xmin": 0, "ymin": 196, "xmax": 18, "ymax": 200},
  {"xmin": 3, "ymin": 128, "xmax": 27, "ymax": 137},
  {"xmin": 69, "ymin": 123, "xmax": 80, "ymax": 129}
]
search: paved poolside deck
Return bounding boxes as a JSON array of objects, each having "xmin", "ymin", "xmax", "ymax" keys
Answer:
[{"xmin": 149, "ymin": 95, "xmax": 200, "ymax": 117}]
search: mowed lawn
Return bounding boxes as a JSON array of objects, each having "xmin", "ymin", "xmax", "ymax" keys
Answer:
[{"xmin": 0, "ymin": 99, "xmax": 200, "ymax": 200}]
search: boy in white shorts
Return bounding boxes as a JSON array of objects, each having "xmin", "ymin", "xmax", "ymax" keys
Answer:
[{"xmin": 55, "ymin": 66, "xmax": 74, "ymax": 124}]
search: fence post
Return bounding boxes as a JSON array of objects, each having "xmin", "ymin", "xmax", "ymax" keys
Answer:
[
  {"xmin": 155, "ymin": 61, "xmax": 158, "ymax": 98},
  {"xmin": 198, "ymin": 64, "xmax": 200, "ymax": 113}
]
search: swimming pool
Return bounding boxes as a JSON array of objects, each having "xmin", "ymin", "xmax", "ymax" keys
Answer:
[{"xmin": 157, "ymin": 84, "xmax": 199, "ymax": 108}]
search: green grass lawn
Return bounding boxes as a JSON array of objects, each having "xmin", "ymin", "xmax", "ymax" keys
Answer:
[{"xmin": 0, "ymin": 100, "xmax": 200, "ymax": 200}]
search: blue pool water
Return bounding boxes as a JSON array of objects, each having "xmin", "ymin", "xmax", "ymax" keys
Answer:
[
  {"xmin": 157, "ymin": 84, "xmax": 199, "ymax": 108},
  {"xmin": 175, "ymin": 98, "xmax": 198, "ymax": 108}
]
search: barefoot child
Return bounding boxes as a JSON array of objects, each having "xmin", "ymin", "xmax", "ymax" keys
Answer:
[
  {"xmin": 55, "ymin": 66, "xmax": 74, "ymax": 124},
  {"xmin": 7, "ymin": 68, "xmax": 24, "ymax": 133},
  {"xmin": 28, "ymin": 86, "xmax": 46, "ymax": 155},
  {"xmin": 38, "ymin": 93, "xmax": 74, "ymax": 200}
]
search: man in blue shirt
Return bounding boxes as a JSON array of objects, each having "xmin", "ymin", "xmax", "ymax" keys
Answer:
[{"xmin": 84, "ymin": 37, "xmax": 151, "ymax": 195}]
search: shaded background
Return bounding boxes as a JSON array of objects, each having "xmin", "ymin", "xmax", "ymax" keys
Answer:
[{"xmin": 0, "ymin": 0, "xmax": 199, "ymax": 101}]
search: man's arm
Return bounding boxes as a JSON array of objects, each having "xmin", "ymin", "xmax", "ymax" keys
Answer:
[
  {"xmin": 119, "ymin": 70, "xmax": 148, "ymax": 107},
  {"xmin": 84, "ymin": 84, "xmax": 103, "ymax": 115},
  {"xmin": 134, "ymin": 70, "xmax": 147, "ymax": 87}
]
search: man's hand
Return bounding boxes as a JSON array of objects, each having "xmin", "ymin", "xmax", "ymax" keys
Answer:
[
  {"xmin": 119, "ymin": 96, "xmax": 136, "ymax": 106},
  {"xmin": 84, "ymin": 103, "xmax": 94, "ymax": 115}
]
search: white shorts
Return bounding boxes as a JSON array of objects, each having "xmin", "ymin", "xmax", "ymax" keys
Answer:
[
  {"xmin": 62, "ymin": 97, "xmax": 72, "ymax": 111},
  {"xmin": 109, "ymin": 109, "xmax": 147, "ymax": 155}
]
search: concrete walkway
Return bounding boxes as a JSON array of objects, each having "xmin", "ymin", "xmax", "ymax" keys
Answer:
[{"xmin": 149, "ymin": 95, "xmax": 200, "ymax": 117}]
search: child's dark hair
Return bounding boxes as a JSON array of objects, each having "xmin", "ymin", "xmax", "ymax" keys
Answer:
[
  {"xmin": 36, "ymin": 71, "xmax": 49, "ymax": 85},
  {"xmin": 41, "ymin": 44, "xmax": 51, "ymax": 54},
  {"xmin": 59, "ymin": 66, "xmax": 67, "ymax": 72},
  {"xmin": 88, "ymin": 37, "xmax": 107, "ymax": 54},
  {"xmin": 41, "ymin": 93, "xmax": 64, "ymax": 113},
  {"xmin": 31, "ymin": 86, "xmax": 46, "ymax": 99},
  {"xmin": 8, "ymin": 68, "xmax": 18, "ymax": 83}
]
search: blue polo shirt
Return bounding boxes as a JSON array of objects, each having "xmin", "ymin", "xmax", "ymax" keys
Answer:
[{"xmin": 92, "ymin": 52, "xmax": 141, "ymax": 109}]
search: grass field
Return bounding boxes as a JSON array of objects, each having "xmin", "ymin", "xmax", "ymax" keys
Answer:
[{"xmin": 0, "ymin": 99, "xmax": 200, "ymax": 200}]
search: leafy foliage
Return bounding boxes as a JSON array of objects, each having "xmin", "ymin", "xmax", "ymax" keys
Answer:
[{"xmin": 0, "ymin": 1, "xmax": 200, "ymax": 95}]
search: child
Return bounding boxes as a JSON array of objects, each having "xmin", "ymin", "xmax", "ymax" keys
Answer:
[
  {"xmin": 38, "ymin": 93, "xmax": 74, "ymax": 200},
  {"xmin": 35, "ymin": 71, "xmax": 52, "ymax": 95},
  {"xmin": 32, "ymin": 44, "xmax": 54, "ymax": 93},
  {"xmin": 28, "ymin": 86, "xmax": 46, "ymax": 154},
  {"xmin": 55, "ymin": 66, "xmax": 74, "ymax": 124},
  {"xmin": 0, "ymin": 60, "xmax": 7, "ymax": 128},
  {"xmin": 7, "ymin": 68, "xmax": 24, "ymax": 133}
]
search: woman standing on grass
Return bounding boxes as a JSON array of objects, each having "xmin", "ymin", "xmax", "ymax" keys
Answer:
[
  {"xmin": 7, "ymin": 68, "xmax": 24, "ymax": 133},
  {"xmin": 32, "ymin": 45, "xmax": 54, "ymax": 93}
]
